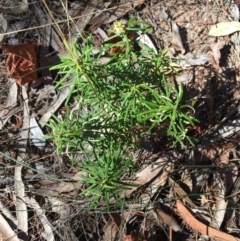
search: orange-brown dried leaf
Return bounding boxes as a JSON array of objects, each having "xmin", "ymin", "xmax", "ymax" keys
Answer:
[
  {"xmin": 176, "ymin": 201, "xmax": 240, "ymax": 241},
  {"xmin": 105, "ymin": 32, "xmax": 135, "ymax": 54},
  {"xmin": 4, "ymin": 43, "xmax": 37, "ymax": 86}
]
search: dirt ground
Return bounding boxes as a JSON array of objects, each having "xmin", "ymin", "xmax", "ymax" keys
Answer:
[{"xmin": 1, "ymin": 0, "xmax": 240, "ymax": 241}]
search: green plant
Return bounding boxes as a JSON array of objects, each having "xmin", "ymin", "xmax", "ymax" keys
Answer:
[
  {"xmin": 47, "ymin": 17, "xmax": 198, "ymax": 156},
  {"xmin": 80, "ymin": 142, "xmax": 136, "ymax": 210},
  {"xmin": 137, "ymin": 78, "xmax": 199, "ymax": 147}
]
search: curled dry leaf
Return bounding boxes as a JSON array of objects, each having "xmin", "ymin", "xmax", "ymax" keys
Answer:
[
  {"xmin": 209, "ymin": 21, "xmax": 240, "ymax": 36},
  {"xmin": 176, "ymin": 201, "xmax": 240, "ymax": 241},
  {"xmin": 3, "ymin": 43, "xmax": 37, "ymax": 86}
]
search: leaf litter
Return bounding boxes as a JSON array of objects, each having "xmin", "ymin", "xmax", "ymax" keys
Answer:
[{"xmin": 1, "ymin": 0, "xmax": 240, "ymax": 241}]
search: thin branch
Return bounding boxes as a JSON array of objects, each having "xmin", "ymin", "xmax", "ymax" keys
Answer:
[{"xmin": 14, "ymin": 86, "xmax": 29, "ymax": 240}]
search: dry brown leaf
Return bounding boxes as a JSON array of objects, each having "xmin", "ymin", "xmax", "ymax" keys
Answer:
[
  {"xmin": 155, "ymin": 205, "xmax": 181, "ymax": 232},
  {"xmin": 118, "ymin": 163, "xmax": 165, "ymax": 199},
  {"xmin": 102, "ymin": 216, "xmax": 119, "ymax": 241},
  {"xmin": 169, "ymin": 177, "xmax": 197, "ymax": 208},
  {"xmin": 209, "ymin": 21, "xmax": 240, "ymax": 36},
  {"xmin": 176, "ymin": 201, "xmax": 240, "ymax": 241},
  {"xmin": 36, "ymin": 182, "xmax": 82, "ymax": 196},
  {"xmin": 109, "ymin": 213, "xmax": 121, "ymax": 232},
  {"xmin": 4, "ymin": 43, "xmax": 37, "ymax": 86}
]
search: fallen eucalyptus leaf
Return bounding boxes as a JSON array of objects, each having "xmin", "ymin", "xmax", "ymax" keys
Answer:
[
  {"xmin": 30, "ymin": 116, "xmax": 46, "ymax": 148},
  {"xmin": 209, "ymin": 21, "xmax": 240, "ymax": 36},
  {"xmin": 4, "ymin": 43, "xmax": 37, "ymax": 86},
  {"xmin": 176, "ymin": 201, "xmax": 240, "ymax": 241}
]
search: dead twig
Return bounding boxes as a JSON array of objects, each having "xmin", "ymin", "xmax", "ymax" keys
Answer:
[{"xmin": 14, "ymin": 86, "xmax": 29, "ymax": 240}]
